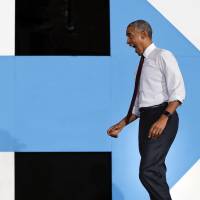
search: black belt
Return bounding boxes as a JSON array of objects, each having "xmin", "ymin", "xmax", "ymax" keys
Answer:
[{"xmin": 139, "ymin": 102, "xmax": 168, "ymax": 112}]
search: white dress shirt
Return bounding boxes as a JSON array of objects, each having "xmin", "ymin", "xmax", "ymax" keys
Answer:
[{"xmin": 132, "ymin": 43, "xmax": 186, "ymax": 117}]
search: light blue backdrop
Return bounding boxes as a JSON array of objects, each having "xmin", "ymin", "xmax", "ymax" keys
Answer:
[{"xmin": 0, "ymin": 0, "xmax": 199, "ymax": 199}]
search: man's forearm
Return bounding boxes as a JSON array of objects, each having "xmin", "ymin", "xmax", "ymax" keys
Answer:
[
  {"xmin": 120, "ymin": 114, "xmax": 139, "ymax": 126},
  {"xmin": 160, "ymin": 100, "xmax": 181, "ymax": 120},
  {"xmin": 165, "ymin": 100, "xmax": 181, "ymax": 113}
]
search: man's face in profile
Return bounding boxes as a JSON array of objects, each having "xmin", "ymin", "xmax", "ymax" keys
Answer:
[{"xmin": 126, "ymin": 26, "xmax": 145, "ymax": 56}]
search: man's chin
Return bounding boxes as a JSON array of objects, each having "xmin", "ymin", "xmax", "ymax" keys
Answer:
[{"xmin": 135, "ymin": 50, "xmax": 142, "ymax": 56}]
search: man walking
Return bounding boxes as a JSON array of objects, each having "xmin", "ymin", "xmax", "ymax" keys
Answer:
[{"xmin": 107, "ymin": 20, "xmax": 186, "ymax": 200}]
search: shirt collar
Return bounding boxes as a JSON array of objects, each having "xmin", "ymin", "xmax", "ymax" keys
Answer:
[{"xmin": 143, "ymin": 42, "xmax": 156, "ymax": 58}]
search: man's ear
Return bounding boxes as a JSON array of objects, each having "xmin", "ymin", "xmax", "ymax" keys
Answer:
[{"xmin": 141, "ymin": 31, "xmax": 148, "ymax": 39}]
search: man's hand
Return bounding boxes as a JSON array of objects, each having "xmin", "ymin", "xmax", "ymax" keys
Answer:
[
  {"xmin": 107, "ymin": 114, "xmax": 138, "ymax": 138},
  {"xmin": 148, "ymin": 100, "xmax": 180, "ymax": 138},
  {"xmin": 107, "ymin": 121, "xmax": 126, "ymax": 138},
  {"xmin": 148, "ymin": 115, "xmax": 169, "ymax": 139}
]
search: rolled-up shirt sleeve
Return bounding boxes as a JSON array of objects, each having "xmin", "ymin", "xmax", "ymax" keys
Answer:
[{"xmin": 159, "ymin": 50, "xmax": 186, "ymax": 104}]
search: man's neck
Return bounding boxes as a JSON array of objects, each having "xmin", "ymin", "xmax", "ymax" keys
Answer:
[{"xmin": 143, "ymin": 41, "xmax": 153, "ymax": 51}]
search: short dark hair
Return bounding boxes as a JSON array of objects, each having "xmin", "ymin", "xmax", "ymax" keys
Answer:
[{"xmin": 127, "ymin": 19, "xmax": 152, "ymax": 39}]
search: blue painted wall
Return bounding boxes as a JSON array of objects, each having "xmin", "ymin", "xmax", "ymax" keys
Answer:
[{"xmin": 0, "ymin": 0, "xmax": 199, "ymax": 199}]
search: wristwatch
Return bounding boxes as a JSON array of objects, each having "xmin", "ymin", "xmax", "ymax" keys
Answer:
[{"xmin": 162, "ymin": 110, "xmax": 173, "ymax": 118}]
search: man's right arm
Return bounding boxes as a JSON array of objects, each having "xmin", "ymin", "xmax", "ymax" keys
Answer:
[{"xmin": 107, "ymin": 113, "xmax": 138, "ymax": 138}]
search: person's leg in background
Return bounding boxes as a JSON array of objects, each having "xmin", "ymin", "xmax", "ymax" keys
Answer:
[{"xmin": 138, "ymin": 105, "xmax": 179, "ymax": 200}]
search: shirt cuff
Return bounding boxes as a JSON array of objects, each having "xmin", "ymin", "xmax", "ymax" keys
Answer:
[
  {"xmin": 132, "ymin": 106, "xmax": 140, "ymax": 117},
  {"xmin": 168, "ymin": 95, "xmax": 185, "ymax": 105}
]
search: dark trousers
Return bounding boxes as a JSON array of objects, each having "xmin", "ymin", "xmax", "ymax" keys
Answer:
[{"xmin": 138, "ymin": 102, "xmax": 179, "ymax": 200}]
